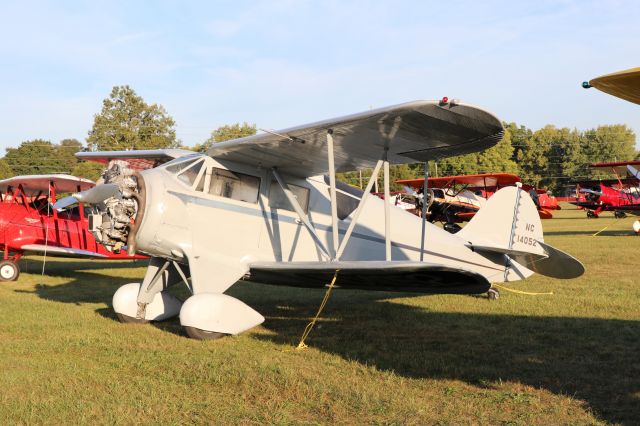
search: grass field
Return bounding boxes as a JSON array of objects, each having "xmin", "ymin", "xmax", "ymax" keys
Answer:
[{"xmin": 0, "ymin": 203, "xmax": 638, "ymax": 425}]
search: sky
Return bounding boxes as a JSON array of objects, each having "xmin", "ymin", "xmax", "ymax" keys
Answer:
[{"xmin": 0, "ymin": 0, "xmax": 639, "ymax": 150}]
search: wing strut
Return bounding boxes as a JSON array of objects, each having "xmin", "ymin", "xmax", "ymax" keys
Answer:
[
  {"xmin": 378, "ymin": 116, "xmax": 402, "ymax": 261},
  {"xmin": 335, "ymin": 159, "xmax": 384, "ymax": 259},
  {"xmin": 383, "ymin": 149, "xmax": 391, "ymax": 260},
  {"xmin": 419, "ymin": 162, "xmax": 429, "ymax": 261},
  {"xmin": 326, "ymin": 131, "xmax": 339, "ymax": 258},
  {"xmin": 271, "ymin": 168, "xmax": 331, "ymax": 260}
]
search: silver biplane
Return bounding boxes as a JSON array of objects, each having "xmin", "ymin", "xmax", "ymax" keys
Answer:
[{"xmin": 57, "ymin": 100, "xmax": 585, "ymax": 339}]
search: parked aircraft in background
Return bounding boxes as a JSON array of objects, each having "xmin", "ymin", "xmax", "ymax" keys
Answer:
[
  {"xmin": 0, "ymin": 174, "xmax": 146, "ymax": 281},
  {"xmin": 58, "ymin": 100, "xmax": 584, "ymax": 340},
  {"xmin": 397, "ymin": 173, "xmax": 559, "ymax": 232},
  {"xmin": 572, "ymin": 160, "xmax": 640, "ymax": 219}
]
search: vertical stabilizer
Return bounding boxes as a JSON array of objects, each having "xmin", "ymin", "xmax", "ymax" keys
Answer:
[{"xmin": 457, "ymin": 186, "xmax": 545, "ymax": 257}]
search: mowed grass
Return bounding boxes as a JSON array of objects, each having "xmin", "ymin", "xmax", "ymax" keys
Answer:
[{"xmin": 0, "ymin": 203, "xmax": 638, "ymax": 425}]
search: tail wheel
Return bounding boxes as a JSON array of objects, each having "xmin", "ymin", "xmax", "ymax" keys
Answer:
[
  {"xmin": 184, "ymin": 326, "xmax": 227, "ymax": 340},
  {"xmin": 0, "ymin": 260, "xmax": 19, "ymax": 281}
]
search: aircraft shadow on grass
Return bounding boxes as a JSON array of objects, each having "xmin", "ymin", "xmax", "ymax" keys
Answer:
[{"xmin": 22, "ymin": 274, "xmax": 639, "ymax": 425}]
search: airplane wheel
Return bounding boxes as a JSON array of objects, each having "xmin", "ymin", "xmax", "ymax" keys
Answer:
[
  {"xmin": 184, "ymin": 326, "xmax": 227, "ymax": 340},
  {"xmin": 615, "ymin": 211, "xmax": 627, "ymax": 218},
  {"xmin": 487, "ymin": 288, "xmax": 500, "ymax": 300},
  {"xmin": 0, "ymin": 260, "xmax": 19, "ymax": 281},
  {"xmin": 116, "ymin": 313, "xmax": 149, "ymax": 324},
  {"xmin": 443, "ymin": 223, "xmax": 462, "ymax": 234}
]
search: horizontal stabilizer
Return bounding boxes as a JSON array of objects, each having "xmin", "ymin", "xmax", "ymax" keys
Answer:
[
  {"xmin": 467, "ymin": 243, "xmax": 548, "ymax": 259},
  {"xmin": 524, "ymin": 241, "xmax": 585, "ymax": 279},
  {"xmin": 468, "ymin": 241, "xmax": 584, "ymax": 279},
  {"xmin": 248, "ymin": 261, "xmax": 491, "ymax": 295}
]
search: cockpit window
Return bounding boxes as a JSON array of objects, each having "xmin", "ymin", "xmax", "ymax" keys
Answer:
[
  {"xmin": 322, "ymin": 176, "xmax": 362, "ymax": 220},
  {"xmin": 169, "ymin": 159, "xmax": 205, "ymax": 187},
  {"xmin": 432, "ymin": 189, "xmax": 445, "ymax": 199},
  {"xmin": 164, "ymin": 155, "xmax": 201, "ymax": 173},
  {"xmin": 208, "ymin": 168, "xmax": 260, "ymax": 203},
  {"xmin": 269, "ymin": 181, "xmax": 310, "ymax": 213}
]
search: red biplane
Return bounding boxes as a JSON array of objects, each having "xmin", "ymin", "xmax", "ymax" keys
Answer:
[
  {"xmin": 572, "ymin": 160, "xmax": 640, "ymax": 218},
  {"xmin": 0, "ymin": 174, "xmax": 150, "ymax": 281},
  {"xmin": 397, "ymin": 173, "xmax": 558, "ymax": 232}
]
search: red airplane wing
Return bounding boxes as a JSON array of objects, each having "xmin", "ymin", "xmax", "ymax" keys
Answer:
[
  {"xmin": 589, "ymin": 160, "xmax": 640, "ymax": 177},
  {"xmin": 397, "ymin": 172, "xmax": 521, "ymax": 189}
]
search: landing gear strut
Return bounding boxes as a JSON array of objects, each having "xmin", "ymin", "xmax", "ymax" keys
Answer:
[
  {"xmin": 487, "ymin": 288, "xmax": 500, "ymax": 300},
  {"xmin": 0, "ymin": 260, "xmax": 19, "ymax": 281}
]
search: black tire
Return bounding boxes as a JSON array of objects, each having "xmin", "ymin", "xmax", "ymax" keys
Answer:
[
  {"xmin": 615, "ymin": 211, "xmax": 627, "ymax": 219},
  {"xmin": 443, "ymin": 223, "xmax": 462, "ymax": 234},
  {"xmin": 0, "ymin": 260, "xmax": 19, "ymax": 281},
  {"xmin": 184, "ymin": 326, "xmax": 227, "ymax": 340},
  {"xmin": 116, "ymin": 313, "xmax": 149, "ymax": 324}
]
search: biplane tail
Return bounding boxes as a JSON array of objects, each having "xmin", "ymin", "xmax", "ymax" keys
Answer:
[{"xmin": 458, "ymin": 186, "xmax": 584, "ymax": 279}]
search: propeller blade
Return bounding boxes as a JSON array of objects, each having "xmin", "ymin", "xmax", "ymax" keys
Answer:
[
  {"xmin": 403, "ymin": 185, "xmax": 417, "ymax": 196},
  {"xmin": 52, "ymin": 184, "xmax": 120, "ymax": 210},
  {"xmin": 74, "ymin": 184, "xmax": 120, "ymax": 204},
  {"xmin": 579, "ymin": 188, "xmax": 602, "ymax": 196},
  {"xmin": 53, "ymin": 196, "xmax": 79, "ymax": 211},
  {"xmin": 628, "ymin": 165, "xmax": 640, "ymax": 180}
]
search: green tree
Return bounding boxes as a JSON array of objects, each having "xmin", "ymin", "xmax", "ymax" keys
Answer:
[
  {"xmin": 477, "ymin": 128, "xmax": 518, "ymax": 174},
  {"xmin": 5, "ymin": 140, "xmax": 69, "ymax": 175},
  {"xmin": 87, "ymin": 85, "xmax": 178, "ymax": 151},
  {"xmin": 0, "ymin": 159, "xmax": 13, "ymax": 179},
  {"xmin": 71, "ymin": 161, "xmax": 104, "ymax": 182},
  {"xmin": 200, "ymin": 122, "xmax": 256, "ymax": 152},
  {"xmin": 582, "ymin": 124, "xmax": 637, "ymax": 179}
]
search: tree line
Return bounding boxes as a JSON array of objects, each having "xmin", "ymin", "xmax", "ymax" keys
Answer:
[{"xmin": 1, "ymin": 85, "xmax": 637, "ymax": 195}]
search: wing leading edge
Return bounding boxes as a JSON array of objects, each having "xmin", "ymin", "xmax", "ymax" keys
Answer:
[
  {"xmin": 209, "ymin": 100, "xmax": 504, "ymax": 178},
  {"xmin": 248, "ymin": 261, "xmax": 491, "ymax": 295}
]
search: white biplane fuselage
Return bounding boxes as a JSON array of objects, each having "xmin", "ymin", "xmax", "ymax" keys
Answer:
[{"xmin": 142, "ymin": 155, "xmax": 518, "ymax": 287}]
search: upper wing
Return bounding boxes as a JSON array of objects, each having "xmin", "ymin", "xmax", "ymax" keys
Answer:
[
  {"xmin": 587, "ymin": 67, "xmax": 640, "ymax": 105},
  {"xmin": 209, "ymin": 100, "xmax": 504, "ymax": 177},
  {"xmin": 0, "ymin": 174, "xmax": 95, "ymax": 196},
  {"xmin": 398, "ymin": 172, "xmax": 520, "ymax": 189},
  {"xmin": 247, "ymin": 260, "xmax": 491, "ymax": 295},
  {"xmin": 590, "ymin": 160, "xmax": 640, "ymax": 177},
  {"xmin": 76, "ymin": 149, "xmax": 196, "ymax": 170}
]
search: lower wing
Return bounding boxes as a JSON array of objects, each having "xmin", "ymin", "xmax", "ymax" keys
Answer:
[{"xmin": 247, "ymin": 261, "xmax": 490, "ymax": 295}]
